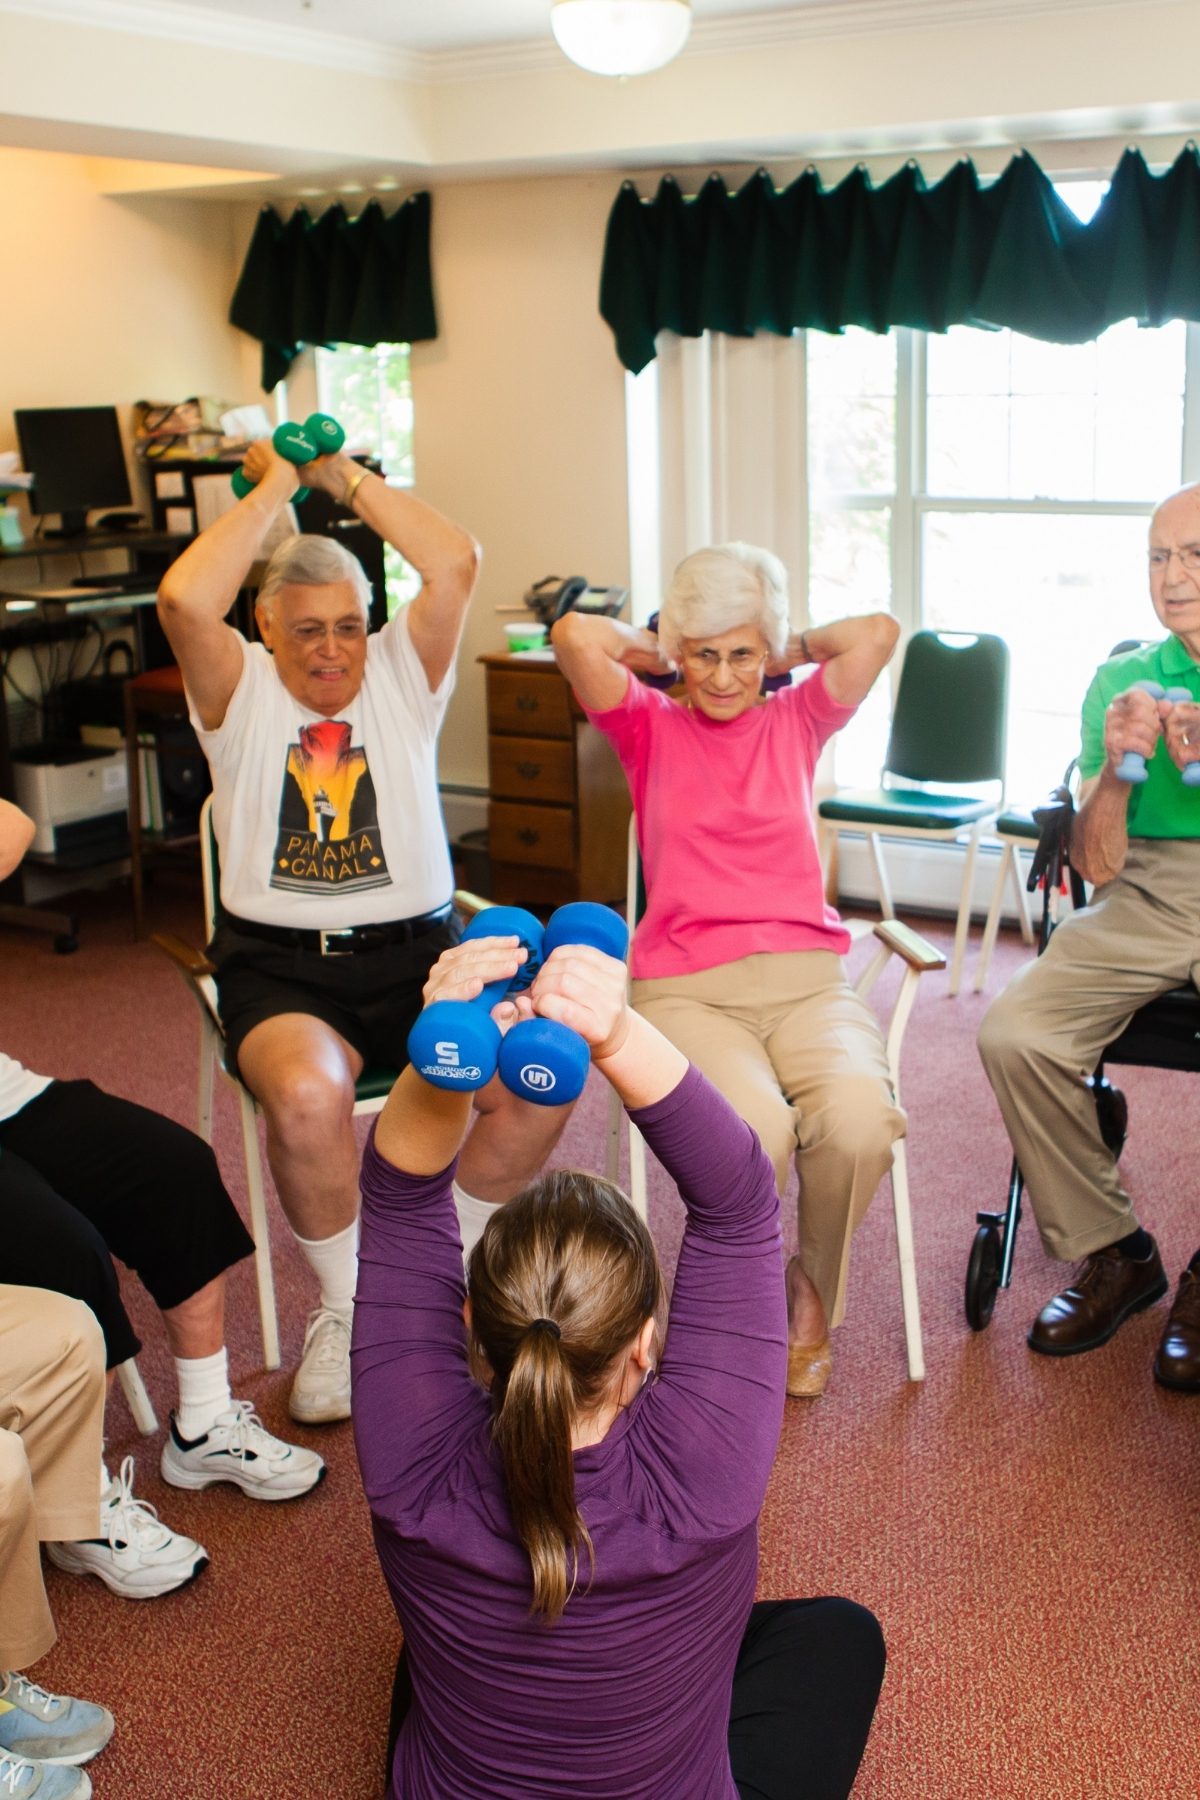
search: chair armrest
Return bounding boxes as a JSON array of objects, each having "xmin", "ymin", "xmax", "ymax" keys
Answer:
[
  {"xmin": 871, "ymin": 920, "xmax": 946, "ymax": 972},
  {"xmin": 152, "ymin": 932, "xmax": 216, "ymax": 980},
  {"xmin": 453, "ymin": 888, "xmax": 490, "ymax": 924}
]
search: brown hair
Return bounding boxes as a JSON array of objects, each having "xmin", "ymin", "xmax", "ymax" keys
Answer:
[{"xmin": 466, "ymin": 1168, "xmax": 663, "ymax": 1623}]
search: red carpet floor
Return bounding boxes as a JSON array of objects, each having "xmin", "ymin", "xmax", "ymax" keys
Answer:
[{"xmin": 3, "ymin": 877, "xmax": 1198, "ymax": 1799}]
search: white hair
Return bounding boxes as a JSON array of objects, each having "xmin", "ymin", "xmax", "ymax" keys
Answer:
[
  {"xmin": 657, "ymin": 542, "xmax": 790, "ymax": 663},
  {"xmin": 256, "ymin": 533, "xmax": 372, "ymax": 619}
]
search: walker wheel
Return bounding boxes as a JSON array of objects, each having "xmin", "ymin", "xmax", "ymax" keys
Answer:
[
  {"xmin": 1091, "ymin": 1076, "xmax": 1128, "ymax": 1159},
  {"xmin": 965, "ymin": 1221, "xmax": 1002, "ymax": 1331}
]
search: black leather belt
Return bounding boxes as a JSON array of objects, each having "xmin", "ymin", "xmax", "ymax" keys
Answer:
[{"xmin": 223, "ymin": 903, "xmax": 454, "ymax": 958}]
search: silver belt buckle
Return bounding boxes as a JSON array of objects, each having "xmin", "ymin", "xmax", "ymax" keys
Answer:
[{"xmin": 318, "ymin": 928, "xmax": 356, "ymax": 958}]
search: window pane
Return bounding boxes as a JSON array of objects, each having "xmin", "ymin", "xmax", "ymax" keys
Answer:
[
  {"xmin": 808, "ymin": 506, "xmax": 894, "ymax": 785},
  {"xmin": 926, "ymin": 320, "xmax": 1185, "ymax": 501},
  {"xmin": 316, "ymin": 343, "xmax": 418, "ymax": 614},
  {"xmin": 922, "ymin": 511, "xmax": 1153, "ymax": 800},
  {"xmin": 806, "ymin": 328, "xmax": 897, "ymax": 494}
]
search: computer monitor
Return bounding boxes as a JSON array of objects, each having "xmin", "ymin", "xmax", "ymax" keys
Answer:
[{"xmin": 14, "ymin": 406, "xmax": 133, "ymax": 538}]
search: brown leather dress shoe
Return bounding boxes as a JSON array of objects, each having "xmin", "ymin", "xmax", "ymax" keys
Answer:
[
  {"xmin": 1153, "ymin": 1266, "xmax": 1200, "ymax": 1392},
  {"xmin": 1028, "ymin": 1240, "xmax": 1168, "ymax": 1357}
]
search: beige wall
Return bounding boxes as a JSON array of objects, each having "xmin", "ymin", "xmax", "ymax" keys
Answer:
[
  {"xmin": 0, "ymin": 146, "xmax": 258, "ymax": 523},
  {"xmin": 409, "ymin": 173, "xmax": 630, "ymax": 791}
]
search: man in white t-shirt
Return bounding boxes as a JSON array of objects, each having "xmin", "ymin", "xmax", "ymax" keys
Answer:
[{"xmin": 157, "ymin": 441, "xmax": 573, "ymax": 1425}]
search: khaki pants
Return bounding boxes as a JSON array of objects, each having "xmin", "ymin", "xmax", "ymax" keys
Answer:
[
  {"xmin": 978, "ymin": 838, "xmax": 1200, "ymax": 1261},
  {"xmin": 0, "ymin": 1285, "xmax": 105, "ymax": 1670},
  {"xmin": 633, "ymin": 952, "xmax": 905, "ymax": 1327}
]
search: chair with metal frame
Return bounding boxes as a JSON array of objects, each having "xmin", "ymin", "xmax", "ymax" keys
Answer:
[
  {"xmin": 152, "ymin": 794, "xmax": 401, "ymax": 1371},
  {"xmin": 818, "ymin": 629, "xmax": 1010, "ymax": 999},
  {"xmin": 965, "ymin": 776, "xmax": 1200, "ymax": 1329},
  {"xmin": 605, "ymin": 817, "xmax": 944, "ymax": 1381}
]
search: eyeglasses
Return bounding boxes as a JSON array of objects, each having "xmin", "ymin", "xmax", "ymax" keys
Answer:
[
  {"xmin": 287, "ymin": 620, "xmax": 368, "ymax": 644},
  {"xmin": 681, "ymin": 647, "xmax": 767, "ymax": 676},
  {"xmin": 1148, "ymin": 547, "xmax": 1200, "ymax": 573}
]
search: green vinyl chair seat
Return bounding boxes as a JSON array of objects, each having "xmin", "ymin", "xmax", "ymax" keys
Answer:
[
  {"xmin": 353, "ymin": 1065, "xmax": 402, "ymax": 1103},
  {"xmin": 993, "ymin": 807, "xmax": 1039, "ymax": 840},
  {"xmin": 818, "ymin": 789, "xmax": 997, "ymax": 832}
]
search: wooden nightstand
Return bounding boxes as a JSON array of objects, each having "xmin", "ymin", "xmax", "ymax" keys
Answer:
[{"xmin": 479, "ymin": 653, "xmax": 631, "ymax": 907}]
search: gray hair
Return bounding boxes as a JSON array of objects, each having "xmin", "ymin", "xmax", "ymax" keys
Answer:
[
  {"xmin": 657, "ymin": 542, "xmax": 790, "ymax": 663},
  {"xmin": 256, "ymin": 533, "xmax": 372, "ymax": 619}
]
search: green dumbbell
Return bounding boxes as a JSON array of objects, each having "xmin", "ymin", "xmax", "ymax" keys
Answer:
[{"xmin": 230, "ymin": 414, "xmax": 345, "ymax": 505}]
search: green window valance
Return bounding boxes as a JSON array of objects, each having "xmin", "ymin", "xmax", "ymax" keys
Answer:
[
  {"xmin": 599, "ymin": 146, "xmax": 1200, "ymax": 375},
  {"xmin": 230, "ymin": 192, "xmax": 437, "ymax": 393}
]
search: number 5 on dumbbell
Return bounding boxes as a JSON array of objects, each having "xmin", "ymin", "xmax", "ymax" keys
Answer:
[{"xmin": 407, "ymin": 908, "xmax": 543, "ymax": 1091}]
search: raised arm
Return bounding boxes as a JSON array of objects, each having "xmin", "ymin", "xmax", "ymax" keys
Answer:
[
  {"xmin": 305, "ymin": 454, "xmax": 481, "ymax": 694},
  {"xmin": 0, "ymin": 799, "xmax": 35, "ymax": 881},
  {"xmin": 156, "ymin": 443, "xmax": 300, "ymax": 729},
  {"xmin": 769, "ymin": 612, "xmax": 900, "ymax": 708},
  {"xmin": 551, "ymin": 610, "xmax": 675, "ymax": 712}
]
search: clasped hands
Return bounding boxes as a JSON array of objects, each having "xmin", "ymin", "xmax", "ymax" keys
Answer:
[
  {"xmin": 241, "ymin": 438, "xmax": 350, "ymax": 502},
  {"xmin": 1105, "ymin": 687, "xmax": 1200, "ymax": 776},
  {"xmin": 421, "ymin": 936, "xmax": 632, "ymax": 1064}
]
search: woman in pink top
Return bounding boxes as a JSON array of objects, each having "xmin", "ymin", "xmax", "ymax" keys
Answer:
[{"xmin": 552, "ymin": 544, "xmax": 902, "ymax": 1397}]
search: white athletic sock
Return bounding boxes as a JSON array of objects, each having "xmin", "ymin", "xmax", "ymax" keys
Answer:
[
  {"xmin": 295, "ymin": 1219, "xmax": 359, "ymax": 1316},
  {"xmin": 453, "ymin": 1182, "xmax": 504, "ymax": 1264},
  {"xmin": 174, "ymin": 1347, "xmax": 232, "ymax": 1440},
  {"xmin": 99, "ymin": 1457, "xmax": 111, "ymax": 1499}
]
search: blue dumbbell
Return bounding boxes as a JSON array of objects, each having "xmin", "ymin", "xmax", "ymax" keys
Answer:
[
  {"xmin": 1115, "ymin": 682, "xmax": 1200, "ymax": 786},
  {"xmin": 496, "ymin": 903, "xmax": 630, "ymax": 1107},
  {"xmin": 407, "ymin": 907, "xmax": 543, "ymax": 1091},
  {"xmin": 1115, "ymin": 681, "xmax": 1167, "ymax": 784},
  {"xmin": 1165, "ymin": 686, "xmax": 1200, "ymax": 788}
]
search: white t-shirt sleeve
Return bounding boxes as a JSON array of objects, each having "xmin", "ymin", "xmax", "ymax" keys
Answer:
[{"xmin": 372, "ymin": 608, "xmax": 457, "ymax": 731}]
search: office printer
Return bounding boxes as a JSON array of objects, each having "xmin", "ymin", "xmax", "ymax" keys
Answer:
[{"xmin": 11, "ymin": 742, "xmax": 129, "ymax": 859}]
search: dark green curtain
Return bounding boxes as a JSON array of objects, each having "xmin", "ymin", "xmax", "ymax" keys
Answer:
[
  {"xmin": 230, "ymin": 192, "xmax": 437, "ymax": 392},
  {"xmin": 599, "ymin": 147, "xmax": 1200, "ymax": 375}
]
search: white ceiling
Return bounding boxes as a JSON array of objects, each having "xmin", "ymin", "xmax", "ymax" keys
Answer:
[{"xmin": 84, "ymin": 0, "xmax": 830, "ymax": 56}]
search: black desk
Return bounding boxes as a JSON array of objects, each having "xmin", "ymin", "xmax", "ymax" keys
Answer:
[{"xmin": 0, "ymin": 533, "xmax": 189, "ymax": 951}]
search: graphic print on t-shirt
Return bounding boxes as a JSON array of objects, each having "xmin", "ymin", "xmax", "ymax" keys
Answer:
[{"xmin": 270, "ymin": 719, "xmax": 392, "ymax": 895}]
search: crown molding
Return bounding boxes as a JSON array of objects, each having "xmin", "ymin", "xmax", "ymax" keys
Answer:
[
  {"xmin": 0, "ymin": 0, "xmax": 426, "ymax": 80},
  {"xmin": 0, "ymin": 0, "xmax": 1180, "ymax": 86}
]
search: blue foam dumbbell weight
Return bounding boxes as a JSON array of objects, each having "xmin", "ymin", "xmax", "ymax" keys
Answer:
[
  {"xmin": 496, "ymin": 903, "xmax": 629, "ymax": 1107},
  {"xmin": 1115, "ymin": 681, "xmax": 1200, "ymax": 786},
  {"xmin": 407, "ymin": 907, "xmax": 543, "ymax": 1091},
  {"xmin": 1115, "ymin": 681, "xmax": 1166, "ymax": 784}
]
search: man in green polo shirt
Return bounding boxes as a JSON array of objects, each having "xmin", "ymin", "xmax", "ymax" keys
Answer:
[{"xmin": 978, "ymin": 481, "xmax": 1200, "ymax": 1394}]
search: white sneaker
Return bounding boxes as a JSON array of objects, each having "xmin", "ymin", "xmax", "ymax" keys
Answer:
[
  {"xmin": 46, "ymin": 1456, "xmax": 208, "ymax": 1599},
  {"xmin": 0, "ymin": 1751, "xmax": 92, "ymax": 1798},
  {"xmin": 288, "ymin": 1307, "xmax": 352, "ymax": 1424},
  {"xmin": 160, "ymin": 1402, "xmax": 325, "ymax": 1501}
]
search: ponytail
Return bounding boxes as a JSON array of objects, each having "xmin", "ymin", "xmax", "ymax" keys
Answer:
[
  {"xmin": 492, "ymin": 1323, "xmax": 592, "ymax": 1622},
  {"xmin": 467, "ymin": 1170, "xmax": 662, "ymax": 1624}
]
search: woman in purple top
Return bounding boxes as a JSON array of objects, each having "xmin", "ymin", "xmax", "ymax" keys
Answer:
[{"xmin": 353, "ymin": 929, "xmax": 884, "ymax": 1799}]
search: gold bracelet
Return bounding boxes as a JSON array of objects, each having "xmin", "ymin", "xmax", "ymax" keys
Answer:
[{"xmin": 343, "ymin": 466, "xmax": 369, "ymax": 510}]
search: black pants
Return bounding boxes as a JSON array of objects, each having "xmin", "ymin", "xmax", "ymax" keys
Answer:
[
  {"xmin": 0, "ymin": 1079, "xmax": 253, "ymax": 1368},
  {"xmin": 386, "ymin": 1597, "xmax": 885, "ymax": 1799}
]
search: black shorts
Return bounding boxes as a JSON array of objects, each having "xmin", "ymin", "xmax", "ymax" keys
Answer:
[
  {"xmin": 0, "ymin": 1079, "xmax": 254, "ymax": 1365},
  {"xmin": 209, "ymin": 914, "xmax": 463, "ymax": 1079}
]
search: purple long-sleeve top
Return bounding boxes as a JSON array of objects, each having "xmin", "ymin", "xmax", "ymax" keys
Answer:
[{"xmin": 352, "ymin": 1064, "xmax": 786, "ymax": 1800}]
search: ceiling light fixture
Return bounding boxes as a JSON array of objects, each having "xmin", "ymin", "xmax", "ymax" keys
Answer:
[{"xmin": 551, "ymin": 0, "xmax": 692, "ymax": 78}]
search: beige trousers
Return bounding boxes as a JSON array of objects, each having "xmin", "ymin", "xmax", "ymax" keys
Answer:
[
  {"xmin": 0, "ymin": 1285, "xmax": 105, "ymax": 1670},
  {"xmin": 633, "ymin": 951, "xmax": 905, "ymax": 1327},
  {"xmin": 978, "ymin": 838, "xmax": 1200, "ymax": 1261}
]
